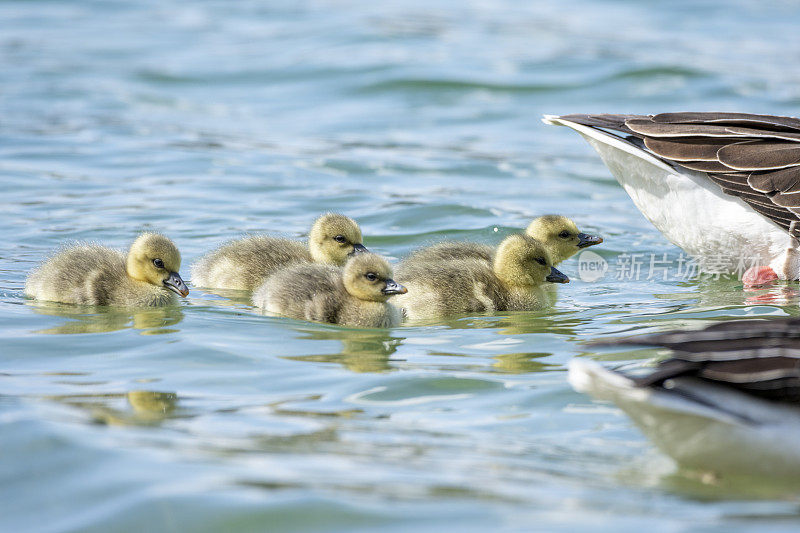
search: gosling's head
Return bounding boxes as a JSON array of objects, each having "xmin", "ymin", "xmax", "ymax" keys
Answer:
[
  {"xmin": 343, "ymin": 253, "xmax": 407, "ymax": 303},
  {"xmin": 525, "ymin": 215, "xmax": 602, "ymax": 264},
  {"xmin": 126, "ymin": 233, "xmax": 189, "ymax": 297},
  {"xmin": 308, "ymin": 213, "xmax": 368, "ymax": 265},
  {"xmin": 493, "ymin": 234, "xmax": 569, "ymax": 288}
]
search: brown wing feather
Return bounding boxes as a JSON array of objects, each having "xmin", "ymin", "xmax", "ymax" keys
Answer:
[
  {"xmin": 706, "ymin": 172, "xmax": 751, "ymax": 188},
  {"xmin": 732, "ymin": 191, "xmax": 786, "ymax": 208},
  {"xmin": 771, "ymin": 194, "xmax": 800, "ymax": 209},
  {"xmin": 557, "ymin": 113, "xmax": 640, "ymax": 134},
  {"xmin": 627, "ymin": 119, "xmax": 749, "ymax": 138},
  {"xmin": 594, "ymin": 317, "xmax": 800, "ymax": 402},
  {"xmin": 675, "ymin": 160, "xmax": 738, "ymax": 173},
  {"xmin": 747, "ymin": 167, "xmax": 800, "ymax": 219},
  {"xmin": 628, "ymin": 119, "xmax": 800, "ymax": 141},
  {"xmin": 718, "ymin": 141, "xmax": 800, "ymax": 171},
  {"xmin": 652, "ymin": 112, "xmax": 800, "ymax": 132},
  {"xmin": 749, "ymin": 167, "xmax": 800, "ymax": 194},
  {"xmin": 709, "ymin": 182, "xmax": 755, "ymax": 196},
  {"xmin": 644, "ymin": 137, "xmax": 732, "ymax": 161}
]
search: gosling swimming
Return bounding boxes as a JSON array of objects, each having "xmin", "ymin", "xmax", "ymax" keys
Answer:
[
  {"xmin": 525, "ymin": 215, "xmax": 602, "ymax": 264},
  {"xmin": 253, "ymin": 253, "xmax": 407, "ymax": 328},
  {"xmin": 400, "ymin": 215, "xmax": 601, "ymax": 269},
  {"xmin": 394, "ymin": 234, "xmax": 568, "ymax": 320},
  {"xmin": 25, "ymin": 233, "xmax": 189, "ymax": 307},
  {"xmin": 191, "ymin": 213, "xmax": 368, "ymax": 291}
]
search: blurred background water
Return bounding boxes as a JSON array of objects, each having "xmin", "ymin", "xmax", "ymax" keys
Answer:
[{"xmin": 3, "ymin": 0, "xmax": 800, "ymax": 531}]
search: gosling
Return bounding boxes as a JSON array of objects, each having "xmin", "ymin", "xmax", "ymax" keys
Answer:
[
  {"xmin": 191, "ymin": 213, "xmax": 368, "ymax": 291},
  {"xmin": 526, "ymin": 215, "xmax": 602, "ymax": 264},
  {"xmin": 252, "ymin": 253, "xmax": 407, "ymax": 328},
  {"xmin": 393, "ymin": 234, "xmax": 568, "ymax": 320},
  {"xmin": 401, "ymin": 215, "xmax": 602, "ymax": 268},
  {"xmin": 25, "ymin": 233, "xmax": 189, "ymax": 307}
]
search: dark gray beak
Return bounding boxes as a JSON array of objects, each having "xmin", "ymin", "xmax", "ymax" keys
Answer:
[
  {"xmin": 350, "ymin": 243, "xmax": 369, "ymax": 255},
  {"xmin": 577, "ymin": 233, "xmax": 603, "ymax": 249},
  {"xmin": 546, "ymin": 267, "xmax": 569, "ymax": 284},
  {"xmin": 382, "ymin": 278, "xmax": 408, "ymax": 295},
  {"xmin": 164, "ymin": 271, "xmax": 189, "ymax": 297}
]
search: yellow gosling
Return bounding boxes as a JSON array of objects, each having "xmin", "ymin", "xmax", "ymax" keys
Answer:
[
  {"xmin": 525, "ymin": 215, "xmax": 602, "ymax": 264},
  {"xmin": 191, "ymin": 213, "xmax": 367, "ymax": 291},
  {"xmin": 394, "ymin": 234, "xmax": 567, "ymax": 320},
  {"xmin": 25, "ymin": 233, "xmax": 189, "ymax": 307},
  {"xmin": 400, "ymin": 216, "xmax": 601, "ymax": 271},
  {"xmin": 253, "ymin": 253, "xmax": 406, "ymax": 328}
]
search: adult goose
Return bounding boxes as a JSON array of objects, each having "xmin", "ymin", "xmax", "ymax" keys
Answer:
[
  {"xmin": 544, "ymin": 113, "xmax": 800, "ymax": 285},
  {"xmin": 569, "ymin": 318, "xmax": 800, "ymax": 478}
]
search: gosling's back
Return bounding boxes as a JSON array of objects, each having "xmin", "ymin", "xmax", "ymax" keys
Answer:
[
  {"xmin": 401, "ymin": 241, "xmax": 494, "ymax": 268},
  {"xmin": 191, "ymin": 213, "xmax": 366, "ymax": 291},
  {"xmin": 393, "ymin": 258, "xmax": 507, "ymax": 320},
  {"xmin": 253, "ymin": 263, "xmax": 341, "ymax": 322},
  {"xmin": 191, "ymin": 236, "xmax": 310, "ymax": 291},
  {"xmin": 25, "ymin": 245, "xmax": 175, "ymax": 307}
]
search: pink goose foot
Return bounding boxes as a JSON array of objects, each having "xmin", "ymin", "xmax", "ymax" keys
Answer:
[{"xmin": 742, "ymin": 265, "xmax": 778, "ymax": 288}]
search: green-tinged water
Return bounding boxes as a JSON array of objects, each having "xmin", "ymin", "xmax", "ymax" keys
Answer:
[{"xmin": 3, "ymin": 1, "xmax": 800, "ymax": 531}]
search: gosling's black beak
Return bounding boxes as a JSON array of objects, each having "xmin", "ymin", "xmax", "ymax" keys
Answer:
[
  {"xmin": 164, "ymin": 271, "xmax": 189, "ymax": 297},
  {"xmin": 546, "ymin": 267, "xmax": 569, "ymax": 284},
  {"xmin": 577, "ymin": 233, "xmax": 603, "ymax": 249},
  {"xmin": 350, "ymin": 243, "xmax": 369, "ymax": 255},
  {"xmin": 382, "ymin": 278, "xmax": 408, "ymax": 295}
]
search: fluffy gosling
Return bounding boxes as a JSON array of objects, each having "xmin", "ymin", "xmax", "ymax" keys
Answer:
[
  {"xmin": 25, "ymin": 233, "xmax": 189, "ymax": 307},
  {"xmin": 252, "ymin": 253, "xmax": 407, "ymax": 328},
  {"xmin": 525, "ymin": 215, "xmax": 602, "ymax": 264},
  {"xmin": 191, "ymin": 213, "xmax": 368, "ymax": 291},
  {"xmin": 401, "ymin": 215, "xmax": 601, "ymax": 269},
  {"xmin": 394, "ymin": 234, "xmax": 568, "ymax": 320}
]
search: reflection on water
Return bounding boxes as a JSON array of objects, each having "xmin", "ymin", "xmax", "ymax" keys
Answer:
[
  {"xmin": 191, "ymin": 288, "xmax": 254, "ymax": 308},
  {"xmin": 744, "ymin": 284, "xmax": 800, "ymax": 308},
  {"xmin": 401, "ymin": 310, "xmax": 579, "ymax": 333},
  {"xmin": 686, "ymin": 276, "xmax": 800, "ymax": 311},
  {"xmin": 285, "ymin": 327, "xmax": 405, "ymax": 373},
  {"xmin": 45, "ymin": 390, "xmax": 182, "ymax": 426},
  {"xmin": 28, "ymin": 303, "xmax": 184, "ymax": 335},
  {"xmin": 494, "ymin": 311, "xmax": 582, "ymax": 336},
  {"xmin": 127, "ymin": 391, "xmax": 179, "ymax": 418},
  {"xmin": 492, "ymin": 352, "xmax": 557, "ymax": 374},
  {"xmin": 268, "ymin": 395, "xmax": 364, "ymax": 421},
  {"xmin": 660, "ymin": 468, "xmax": 800, "ymax": 501}
]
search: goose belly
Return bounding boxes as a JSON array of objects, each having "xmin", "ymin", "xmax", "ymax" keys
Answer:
[{"xmin": 581, "ymin": 132, "xmax": 793, "ymax": 271}]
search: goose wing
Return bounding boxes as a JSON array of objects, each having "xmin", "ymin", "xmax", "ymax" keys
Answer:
[
  {"xmin": 596, "ymin": 318, "xmax": 800, "ymax": 403},
  {"xmin": 556, "ymin": 113, "xmax": 800, "ymax": 238}
]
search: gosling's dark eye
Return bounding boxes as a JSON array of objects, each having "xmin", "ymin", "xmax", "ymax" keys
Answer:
[
  {"xmin": 333, "ymin": 235, "xmax": 347, "ymax": 244},
  {"xmin": 559, "ymin": 231, "xmax": 571, "ymax": 239},
  {"xmin": 535, "ymin": 257, "xmax": 547, "ymax": 266},
  {"xmin": 365, "ymin": 272, "xmax": 377, "ymax": 282},
  {"xmin": 153, "ymin": 258, "xmax": 165, "ymax": 269}
]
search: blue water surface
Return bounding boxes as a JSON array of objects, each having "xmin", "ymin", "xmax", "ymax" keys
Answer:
[{"xmin": 3, "ymin": 1, "xmax": 800, "ymax": 531}]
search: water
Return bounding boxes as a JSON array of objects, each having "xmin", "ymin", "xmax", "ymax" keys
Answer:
[{"xmin": 3, "ymin": 0, "xmax": 800, "ymax": 531}]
